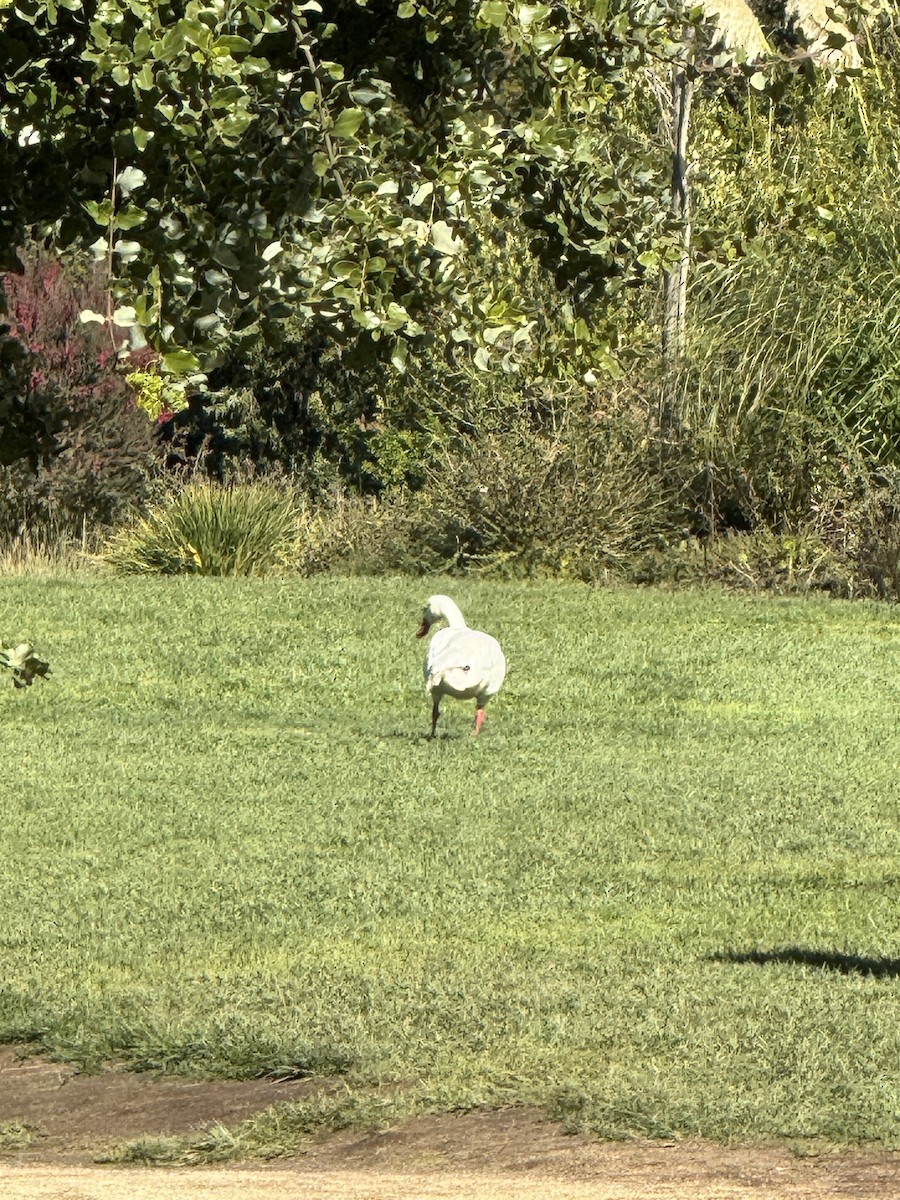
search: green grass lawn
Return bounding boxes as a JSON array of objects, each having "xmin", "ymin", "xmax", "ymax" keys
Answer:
[{"xmin": 2, "ymin": 574, "xmax": 900, "ymax": 1150}]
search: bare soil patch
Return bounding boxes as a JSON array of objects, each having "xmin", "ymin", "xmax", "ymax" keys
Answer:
[
  {"xmin": 1, "ymin": 1048, "xmax": 900, "ymax": 1198},
  {"xmin": 0, "ymin": 1046, "xmax": 319, "ymax": 1161}
]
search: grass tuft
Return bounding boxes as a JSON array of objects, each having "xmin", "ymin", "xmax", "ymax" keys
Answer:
[
  {"xmin": 0, "ymin": 1122, "xmax": 34, "ymax": 1154},
  {"xmin": 105, "ymin": 1086, "xmax": 446, "ymax": 1165},
  {"xmin": 0, "ymin": 527, "xmax": 95, "ymax": 577},
  {"xmin": 101, "ymin": 481, "xmax": 300, "ymax": 576}
]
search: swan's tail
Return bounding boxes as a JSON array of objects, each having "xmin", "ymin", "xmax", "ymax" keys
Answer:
[{"xmin": 425, "ymin": 669, "xmax": 443, "ymax": 696}]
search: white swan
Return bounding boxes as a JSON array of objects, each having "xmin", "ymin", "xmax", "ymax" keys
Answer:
[{"xmin": 416, "ymin": 594, "xmax": 506, "ymax": 737}]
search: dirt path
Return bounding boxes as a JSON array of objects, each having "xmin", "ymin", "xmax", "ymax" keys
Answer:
[
  {"xmin": 1, "ymin": 1049, "xmax": 899, "ymax": 1199},
  {"xmin": 4, "ymin": 1142, "xmax": 900, "ymax": 1200}
]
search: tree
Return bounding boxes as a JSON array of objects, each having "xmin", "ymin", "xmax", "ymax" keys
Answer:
[{"xmin": 0, "ymin": 0, "xmax": 690, "ymax": 379}]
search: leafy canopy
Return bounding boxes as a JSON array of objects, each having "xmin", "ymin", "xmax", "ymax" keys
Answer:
[{"xmin": 0, "ymin": 0, "xmax": 688, "ymax": 371}]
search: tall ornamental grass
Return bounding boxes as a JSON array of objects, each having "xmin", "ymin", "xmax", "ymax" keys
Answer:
[
  {"xmin": 672, "ymin": 41, "xmax": 900, "ymax": 541},
  {"xmin": 102, "ymin": 480, "xmax": 300, "ymax": 576}
]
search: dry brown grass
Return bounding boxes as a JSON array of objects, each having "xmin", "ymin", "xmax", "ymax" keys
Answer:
[{"xmin": 0, "ymin": 528, "xmax": 97, "ymax": 577}]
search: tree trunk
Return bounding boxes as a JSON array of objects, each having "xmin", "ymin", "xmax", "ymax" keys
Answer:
[{"xmin": 663, "ymin": 57, "xmax": 694, "ymax": 366}]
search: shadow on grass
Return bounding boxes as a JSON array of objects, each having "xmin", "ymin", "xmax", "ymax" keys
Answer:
[
  {"xmin": 710, "ymin": 948, "xmax": 900, "ymax": 978},
  {"xmin": 377, "ymin": 729, "xmax": 471, "ymax": 745}
]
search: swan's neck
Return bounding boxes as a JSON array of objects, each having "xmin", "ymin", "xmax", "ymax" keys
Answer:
[{"xmin": 435, "ymin": 597, "xmax": 467, "ymax": 629}]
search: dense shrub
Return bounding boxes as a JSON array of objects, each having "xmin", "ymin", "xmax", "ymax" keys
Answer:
[
  {"xmin": 275, "ymin": 395, "xmax": 685, "ymax": 580},
  {"xmin": 100, "ymin": 388, "xmax": 684, "ymax": 582},
  {"xmin": 0, "ymin": 249, "xmax": 156, "ymax": 538},
  {"xmin": 838, "ymin": 477, "xmax": 900, "ymax": 600},
  {"xmin": 400, "ymin": 415, "xmax": 681, "ymax": 579},
  {"xmin": 671, "ymin": 28, "xmax": 900, "ymax": 544},
  {"xmin": 667, "ymin": 242, "xmax": 900, "ymax": 541},
  {"xmin": 157, "ymin": 325, "xmax": 402, "ymax": 490}
]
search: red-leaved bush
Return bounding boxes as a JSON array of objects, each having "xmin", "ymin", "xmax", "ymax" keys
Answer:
[{"xmin": 0, "ymin": 248, "xmax": 157, "ymax": 537}]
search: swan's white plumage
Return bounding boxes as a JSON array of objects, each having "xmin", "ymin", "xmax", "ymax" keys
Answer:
[{"xmin": 416, "ymin": 595, "xmax": 506, "ymax": 735}]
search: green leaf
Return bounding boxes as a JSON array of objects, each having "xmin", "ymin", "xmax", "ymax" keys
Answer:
[
  {"xmin": 352, "ymin": 307, "xmax": 382, "ymax": 331},
  {"xmin": 162, "ymin": 350, "xmax": 202, "ymax": 374},
  {"xmin": 210, "ymin": 85, "xmax": 248, "ymax": 110},
  {"xmin": 83, "ymin": 199, "xmax": 113, "ymax": 227},
  {"xmin": 112, "ymin": 305, "xmax": 138, "ymax": 327},
  {"xmin": 478, "ymin": 0, "xmax": 506, "ymax": 27},
  {"xmin": 219, "ymin": 110, "xmax": 255, "ymax": 138},
  {"xmin": 114, "ymin": 239, "xmax": 142, "ymax": 263},
  {"xmin": 133, "ymin": 63, "xmax": 156, "ymax": 92},
  {"xmin": 194, "ymin": 312, "xmax": 222, "ymax": 333},
  {"xmin": 242, "ymin": 54, "xmax": 270, "ymax": 75},
  {"xmin": 430, "ymin": 220, "xmax": 462, "ymax": 256},
  {"xmin": 159, "ymin": 24, "xmax": 188, "ymax": 59},
  {"xmin": 409, "ymin": 181, "xmax": 434, "ymax": 207},
  {"xmin": 117, "ymin": 165, "xmax": 147, "ymax": 195},
  {"xmin": 390, "ymin": 337, "xmax": 408, "ymax": 372},
  {"xmin": 211, "ymin": 244, "xmax": 241, "ymax": 270},
  {"xmin": 331, "ymin": 107, "xmax": 365, "ymax": 138},
  {"xmin": 518, "ymin": 3, "xmax": 551, "ymax": 25},
  {"xmin": 531, "ymin": 29, "xmax": 562, "ymax": 54},
  {"xmin": 133, "ymin": 28, "xmax": 153, "ymax": 58},
  {"xmin": 350, "ymin": 86, "xmax": 384, "ymax": 105},
  {"xmin": 174, "ymin": 18, "xmax": 209, "ymax": 49},
  {"xmin": 212, "ymin": 35, "xmax": 253, "ymax": 55}
]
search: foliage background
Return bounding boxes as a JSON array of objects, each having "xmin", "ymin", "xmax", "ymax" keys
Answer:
[{"xmin": 0, "ymin": 2, "xmax": 899, "ymax": 593}]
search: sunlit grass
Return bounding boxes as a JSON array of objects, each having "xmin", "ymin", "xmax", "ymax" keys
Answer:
[{"xmin": 1, "ymin": 576, "xmax": 900, "ymax": 1148}]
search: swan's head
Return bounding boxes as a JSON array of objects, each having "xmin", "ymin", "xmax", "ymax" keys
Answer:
[{"xmin": 416, "ymin": 594, "xmax": 459, "ymax": 638}]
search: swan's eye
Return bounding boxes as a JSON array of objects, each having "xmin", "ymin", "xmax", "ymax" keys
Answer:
[{"xmin": 462, "ymin": 665, "xmax": 470, "ymax": 672}]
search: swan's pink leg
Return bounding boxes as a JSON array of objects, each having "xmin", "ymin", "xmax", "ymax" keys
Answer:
[{"xmin": 474, "ymin": 706, "xmax": 485, "ymax": 734}]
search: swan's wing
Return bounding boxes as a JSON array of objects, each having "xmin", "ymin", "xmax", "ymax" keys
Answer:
[{"xmin": 426, "ymin": 629, "xmax": 506, "ymax": 696}]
